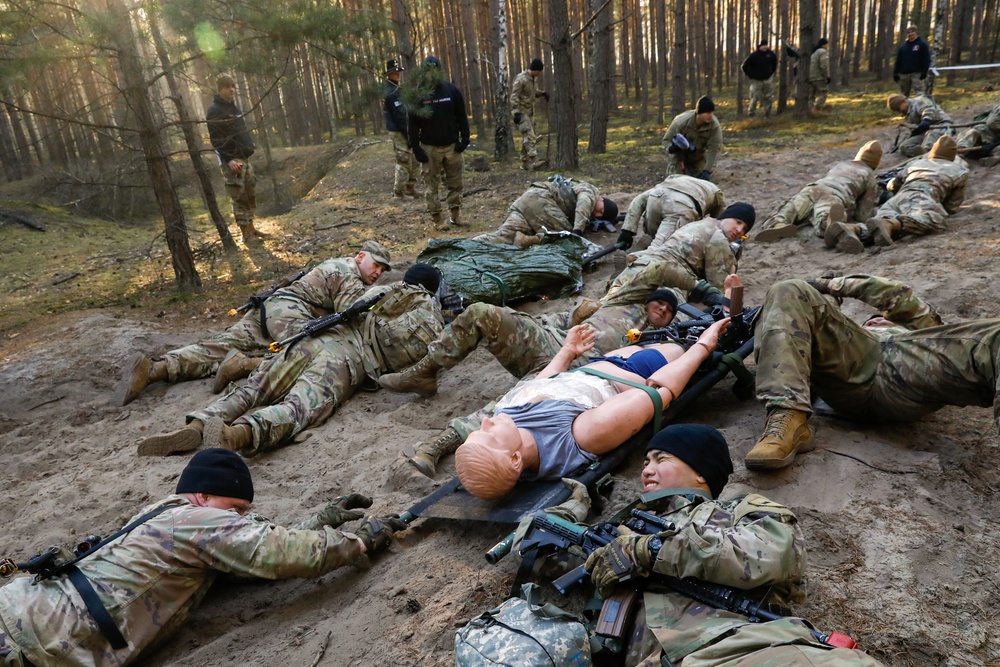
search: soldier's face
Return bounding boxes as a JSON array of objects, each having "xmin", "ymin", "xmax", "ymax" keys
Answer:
[
  {"xmin": 220, "ymin": 84, "xmax": 237, "ymax": 103},
  {"xmin": 387, "ymin": 71, "xmax": 401, "ymax": 83},
  {"xmin": 196, "ymin": 493, "xmax": 251, "ymax": 515},
  {"xmin": 645, "ymin": 300, "xmax": 675, "ymax": 328},
  {"xmin": 357, "ymin": 252, "xmax": 386, "ymax": 285},
  {"xmin": 593, "ymin": 198, "xmax": 605, "ymax": 218},
  {"xmin": 721, "ymin": 218, "xmax": 748, "ymax": 241},
  {"xmin": 641, "ymin": 450, "xmax": 705, "ymax": 492},
  {"xmin": 695, "ymin": 111, "xmax": 714, "ymax": 125},
  {"xmin": 899, "ymin": 100, "xmax": 909, "ymax": 114},
  {"xmin": 530, "ymin": 69, "xmax": 542, "ymax": 78},
  {"xmin": 906, "ymin": 29, "xmax": 917, "ymax": 41}
]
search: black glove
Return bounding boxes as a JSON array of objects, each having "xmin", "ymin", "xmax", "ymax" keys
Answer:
[
  {"xmin": 356, "ymin": 515, "xmax": 408, "ymax": 555},
  {"xmin": 689, "ymin": 279, "xmax": 726, "ymax": 307},
  {"xmin": 805, "ymin": 278, "xmax": 832, "ymax": 294},
  {"xmin": 413, "ymin": 146, "xmax": 429, "ymax": 163},
  {"xmin": 667, "ymin": 143, "xmax": 679, "ymax": 155},
  {"xmin": 513, "ymin": 111, "xmax": 523, "ymax": 125},
  {"xmin": 697, "ymin": 170, "xmax": 712, "ymax": 181},
  {"xmin": 919, "ymin": 71, "xmax": 927, "ymax": 80},
  {"xmin": 616, "ymin": 229, "xmax": 635, "ymax": 250},
  {"xmin": 893, "ymin": 73, "xmax": 900, "ymax": 82},
  {"xmin": 910, "ymin": 119, "xmax": 931, "ymax": 137},
  {"xmin": 455, "ymin": 137, "xmax": 470, "ymax": 153}
]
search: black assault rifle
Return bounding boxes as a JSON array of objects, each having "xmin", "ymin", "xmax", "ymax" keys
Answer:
[
  {"xmin": 228, "ymin": 269, "xmax": 309, "ymax": 317},
  {"xmin": 582, "ymin": 241, "xmax": 627, "ymax": 269},
  {"xmin": 268, "ymin": 292, "xmax": 384, "ymax": 353}
]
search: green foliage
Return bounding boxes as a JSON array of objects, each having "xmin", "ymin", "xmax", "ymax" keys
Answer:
[{"xmin": 399, "ymin": 61, "xmax": 447, "ymax": 118}]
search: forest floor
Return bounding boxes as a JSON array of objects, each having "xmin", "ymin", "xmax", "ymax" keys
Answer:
[{"xmin": 2, "ymin": 84, "xmax": 1000, "ymax": 666}]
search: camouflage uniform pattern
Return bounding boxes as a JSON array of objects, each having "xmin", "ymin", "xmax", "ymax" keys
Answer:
[
  {"xmin": 620, "ymin": 175, "xmax": 725, "ymax": 244},
  {"xmin": 511, "ymin": 70, "xmax": 540, "ymax": 167},
  {"xmin": 662, "ymin": 111, "xmax": 723, "ymax": 176},
  {"xmin": 957, "ymin": 103, "xmax": 1000, "ymax": 150},
  {"xmin": 221, "ymin": 159, "xmax": 257, "ymax": 226},
  {"xmin": 760, "ymin": 160, "xmax": 877, "ymax": 236},
  {"xmin": 623, "ymin": 492, "xmax": 883, "ymax": 666},
  {"xmin": 422, "ymin": 144, "xmax": 463, "ymax": 219},
  {"xmin": 161, "ymin": 257, "xmax": 367, "ymax": 383},
  {"xmin": 754, "ymin": 277, "xmax": 1000, "ymax": 424},
  {"xmin": 602, "ymin": 217, "xmax": 736, "ymax": 307},
  {"xmin": 391, "ymin": 131, "xmax": 419, "ymax": 194},
  {"xmin": 749, "ymin": 76, "xmax": 775, "ymax": 116},
  {"xmin": 873, "ymin": 156, "xmax": 968, "ymax": 236},
  {"xmin": 899, "ymin": 96, "xmax": 953, "ymax": 157},
  {"xmin": 808, "ymin": 47, "xmax": 830, "ymax": 109},
  {"xmin": 475, "ymin": 178, "xmax": 600, "ymax": 245},
  {"xmin": 0, "ymin": 496, "xmax": 361, "ymax": 667}
]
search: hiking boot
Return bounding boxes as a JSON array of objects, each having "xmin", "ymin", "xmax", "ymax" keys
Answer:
[
  {"xmin": 405, "ymin": 186, "xmax": 420, "ymax": 198},
  {"xmin": 823, "ymin": 221, "xmax": 864, "ymax": 254},
  {"xmin": 569, "ymin": 297, "xmax": 602, "ymax": 326},
  {"xmin": 114, "ymin": 353, "xmax": 168, "ymax": 406},
  {"xmin": 449, "ymin": 207, "xmax": 468, "ymax": 227},
  {"xmin": 238, "ymin": 223, "xmax": 270, "ymax": 244},
  {"xmin": 404, "ymin": 427, "xmax": 463, "ymax": 477},
  {"xmin": 378, "ymin": 356, "xmax": 442, "ymax": 397},
  {"xmin": 754, "ymin": 222, "xmax": 797, "ymax": 243},
  {"xmin": 745, "ymin": 409, "xmax": 813, "ymax": 470},
  {"xmin": 137, "ymin": 420, "xmax": 204, "ymax": 457},
  {"xmin": 866, "ymin": 217, "xmax": 900, "ymax": 247},
  {"xmin": 393, "ymin": 190, "xmax": 405, "ymax": 200},
  {"xmin": 212, "ymin": 351, "xmax": 263, "ymax": 394},
  {"xmin": 202, "ymin": 417, "xmax": 253, "ymax": 453}
]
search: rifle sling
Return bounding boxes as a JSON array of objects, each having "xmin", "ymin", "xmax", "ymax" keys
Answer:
[
  {"xmin": 574, "ymin": 367, "xmax": 663, "ymax": 433},
  {"xmin": 716, "ymin": 351, "xmax": 754, "ymax": 389}
]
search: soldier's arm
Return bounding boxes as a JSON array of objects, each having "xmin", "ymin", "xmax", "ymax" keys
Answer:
[
  {"xmin": 662, "ymin": 117, "xmax": 681, "ymax": 152},
  {"xmin": 703, "ymin": 123, "xmax": 723, "ymax": 172},
  {"xmin": 826, "ymin": 275, "xmax": 942, "ymax": 329},
  {"xmin": 854, "ymin": 173, "xmax": 878, "ymax": 222},
  {"xmin": 573, "ymin": 185, "xmax": 600, "ymax": 233},
  {"xmin": 454, "ymin": 86, "xmax": 471, "ymax": 142},
  {"xmin": 703, "ymin": 233, "xmax": 736, "ymax": 291},
  {"xmin": 620, "ymin": 190, "xmax": 651, "ymax": 234},
  {"xmin": 511, "ymin": 75, "xmax": 528, "ymax": 113},
  {"xmin": 942, "ymin": 171, "xmax": 968, "ymax": 214}
]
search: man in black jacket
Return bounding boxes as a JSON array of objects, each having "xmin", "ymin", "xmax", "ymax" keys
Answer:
[
  {"xmin": 741, "ymin": 42, "xmax": 779, "ymax": 117},
  {"xmin": 383, "ymin": 59, "xmax": 419, "ymax": 199},
  {"xmin": 407, "ymin": 56, "xmax": 471, "ymax": 231},
  {"xmin": 206, "ymin": 75, "xmax": 263, "ymax": 243},
  {"xmin": 893, "ymin": 25, "xmax": 931, "ymax": 97}
]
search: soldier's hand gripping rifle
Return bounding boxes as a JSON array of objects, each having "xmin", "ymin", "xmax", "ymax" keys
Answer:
[
  {"xmin": 228, "ymin": 269, "xmax": 308, "ymax": 317},
  {"xmin": 268, "ymin": 292, "xmax": 385, "ymax": 353}
]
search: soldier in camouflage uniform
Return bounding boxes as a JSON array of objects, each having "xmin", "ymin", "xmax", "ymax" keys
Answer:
[
  {"xmin": 511, "ymin": 59, "xmax": 548, "ymax": 171},
  {"xmin": 383, "ymin": 59, "xmax": 419, "ymax": 199},
  {"xmin": 113, "ymin": 241, "xmax": 391, "ymax": 407},
  {"xmin": 828, "ymin": 135, "xmax": 968, "ymax": 251},
  {"xmin": 473, "ymin": 175, "xmax": 618, "ymax": 247},
  {"xmin": 580, "ymin": 425, "xmax": 885, "ymax": 666},
  {"xmin": 137, "ymin": 268, "xmax": 442, "ymax": 458},
  {"xmin": 601, "ymin": 203, "xmax": 754, "ymax": 308},
  {"xmin": 957, "ymin": 102, "xmax": 1000, "ymax": 158},
  {"xmin": 755, "ymin": 140, "xmax": 882, "ymax": 246},
  {"xmin": 615, "ymin": 175, "xmax": 725, "ymax": 252},
  {"xmin": 744, "ymin": 274, "xmax": 1000, "ymax": 470},
  {"xmin": 0, "ymin": 449, "xmax": 404, "ymax": 667},
  {"xmin": 808, "ymin": 38, "xmax": 830, "ymax": 110},
  {"xmin": 887, "ymin": 93, "xmax": 953, "ymax": 157},
  {"xmin": 662, "ymin": 96, "xmax": 723, "ymax": 181}
]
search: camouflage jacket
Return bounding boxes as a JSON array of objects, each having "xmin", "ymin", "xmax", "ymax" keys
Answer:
[
  {"xmin": 360, "ymin": 282, "xmax": 444, "ymax": 377},
  {"xmin": 904, "ymin": 95, "xmax": 952, "ymax": 127},
  {"xmin": 814, "ymin": 160, "xmax": 878, "ymax": 222},
  {"xmin": 661, "ymin": 111, "xmax": 723, "ymax": 172},
  {"xmin": 582, "ymin": 303, "xmax": 651, "ymax": 354},
  {"xmin": 516, "ymin": 178, "xmax": 601, "ymax": 234},
  {"xmin": 268, "ymin": 256, "xmax": 369, "ymax": 318},
  {"xmin": 0, "ymin": 496, "xmax": 362, "ymax": 667},
  {"xmin": 824, "ymin": 274, "xmax": 943, "ymax": 337},
  {"xmin": 895, "ymin": 156, "xmax": 969, "ymax": 214},
  {"xmin": 808, "ymin": 47, "xmax": 829, "ymax": 80},
  {"xmin": 621, "ymin": 176, "xmax": 726, "ymax": 235},
  {"xmin": 661, "ymin": 217, "xmax": 736, "ymax": 290},
  {"xmin": 511, "ymin": 70, "xmax": 539, "ymax": 117}
]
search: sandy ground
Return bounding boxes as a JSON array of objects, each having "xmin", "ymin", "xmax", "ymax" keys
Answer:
[{"xmin": 3, "ymin": 106, "xmax": 1000, "ymax": 667}]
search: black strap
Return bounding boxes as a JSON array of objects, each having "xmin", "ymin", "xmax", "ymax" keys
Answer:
[
  {"xmin": 65, "ymin": 566, "xmax": 129, "ymax": 650},
  {"xmin": 259, "ymin": 300, "xmax": 271, "ymax": 341}
]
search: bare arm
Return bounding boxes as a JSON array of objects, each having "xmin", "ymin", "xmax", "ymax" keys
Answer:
[{"xmin": 536, "ymin": 324, "xmax": 596, "ymax": 379}]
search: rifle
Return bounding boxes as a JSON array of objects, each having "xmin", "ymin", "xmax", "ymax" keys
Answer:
[
  {"xmin": 268, "ymin": 292, "xmax": 385, "ymax": 353},
  {"xmin": 962, "ymin": 139, "xmax": 1000, "ymax": 160},
  {"xmin": 582, "ymin": 241, "xmax": 627, "ymax": 269},
  {"xmin": 228, "ymin": 269, "xmax": 308, "ymax": 317}
]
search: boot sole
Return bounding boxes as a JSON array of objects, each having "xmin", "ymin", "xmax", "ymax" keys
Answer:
[
  {"xmin": 754, "ymin": 225, "xmax": 798, "ymax": 243},
  {"xmin": 202, "ymin": 417, "xmax": 227, "ymax": 449},
  {"xmin": 137, "ymin": 427, "xmax": 201, "ymax": 457},
  {"xmin": 114, "ymin": 353, "xmax": 150, "ymax": 407}
]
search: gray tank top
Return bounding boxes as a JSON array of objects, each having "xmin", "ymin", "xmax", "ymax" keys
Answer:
[{"xmin": 496, "ymin": 399, "xmax": 596, "ymax": 479}]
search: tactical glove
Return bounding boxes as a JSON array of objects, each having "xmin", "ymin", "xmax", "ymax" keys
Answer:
[
  {"xmin": 667, "ymin": 143, "xmax": 679, "ymax": 155},
  {"xmin": 893, "ymin": 73, "xmax": 901, "ymax": 83},
  {"xmin": 356, "ymin": 515, "xmax": 408, "ymax": 555},
  {"xmin": 413, "ymin": 146, "xmax": 430, "ymax": 163},
  {"xmin": 919, "ymin": 71, "xmax": 927, "ymax": 80},
  {"xmin": 910, "ymin": 119, "xmax": 931, "ymax": 137},
  {"xmin": 826, "ymin": 77, "xmax": 831, "ymax": 84},
  {"xmin": 539, "ymin": 91, "xmax": 550, "ymax": 101},
  {"xmin": 616, "ymin": 229, "xmax": 635, "ymax": 250},
  {"xmin": 689, "ymin": 279, "xmax": 726, "ymax": 307},
  {"xmin": 513, "ymin": 111, "xmax": 523, "ymax": 125},
  {"xmin": 455, "ymin": 137, "xmax": 470, "ymax": 153},
  {"xmin": 585, "ymin": 533, "xmax": 659, "ymax": 598},
  {"xmin": 315, "ymin": 493, "xmax": 373, "ymax": 529},
  {"xmin": 697, "ymin": 170, "xmax": 712, "ymax": 181},
  {"xmin": 805, "ymin": 278, "xmax": 832, "ymax": 294}
]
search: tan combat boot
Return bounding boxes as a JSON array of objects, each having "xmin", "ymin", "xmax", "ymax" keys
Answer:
[
  {"xmin": 238, "ymin": 222, "xmax": 269, "ymax": 244},
  {"xmin": 404, "ymin": 427, "xmax": 463, "ymax": 477},
  {"xmin": 569, "ymin": 297, "xmax": 602, "ymax": 326},
  {"xmin": 377, "ymin": 356, "xmax": 443, "ymax": 397},
  {"xmin": 212, "ymin": 350, "xmax": 263, "ymax": 394},
  {"xmin": 432, "ymin": 212, "xmax": 449, "ymax": 231},
  {"xmin": 745, "ymin": 409, "xmax": 813, "ymax": 470},
  {"xmin": 823, "ymin": 221, "xmax": 865, "ymax": 254},
  {"xmin": 866, "ymin": 217, "xmax": 901, "ymax": 247},
  {"xmin": 202, "ymin": 417, "xmax": 253, "ymax": 453},
  {"xmin": 137, "ymin": 419, "xmax": 204, "ymax": 457},
  {"xmin": 754, "ymin": 220, "xmax": 797, "ymax": 243},
  {"xmin": 114, "ymin": 353, "xmax": 169, "ymax": 406}
]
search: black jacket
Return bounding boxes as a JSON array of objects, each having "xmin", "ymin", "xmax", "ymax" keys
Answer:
[
  {"xmin": 894, "ymin": 37, "xmax": 931, "ymax": 76},
  {"xmin": 407, "ymin": 82, "xmax": 470, "ymax": 148},
  {"xmin": 383, "ymin": 81, "xmax": 408, "ymax": 135},
  {"xmin": 206, "ymin": 94, "xmax": 255, "ymax": 162},
  {"xmin": 741, "ymin": 50, "xmax": 778, "ymax": 81}
]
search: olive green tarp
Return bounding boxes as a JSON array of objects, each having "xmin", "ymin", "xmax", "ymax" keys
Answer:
[{"xmin": 417, "ymin": 237, "xmax": 588, "ymax": 306}]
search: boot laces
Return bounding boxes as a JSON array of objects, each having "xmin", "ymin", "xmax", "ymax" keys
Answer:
[{"xmin": 762, "ymin": 412, "xmax": 792, "ymax": 438}]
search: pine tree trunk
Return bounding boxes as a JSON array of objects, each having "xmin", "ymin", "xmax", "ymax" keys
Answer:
[
  {"xmin": 796, "ymin": 0, "xmax": 818, "ymax": 116},
  {"xmin": 671, "ymin": 0, "xmax": 687, "ymax": 114},
  {"xmin": 391, "ymin": 0, "xmax": 416, "ymax": 70},
  {"xmin": 460, "ymin": 0, "xmax": 486, "ymax": 140},
  {"xmin": 549, "ymin": 0, "xmax": 579, "ymax": 169},
  {"xmin": 490, "ymin": 0, "xmax": 515, "ymax": 159},
  {"xmin": 588, "ymin": 0, "xmax": 612, "ymax": 153}
]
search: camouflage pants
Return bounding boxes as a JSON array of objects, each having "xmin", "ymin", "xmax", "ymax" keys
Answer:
[
  {"xmin": 221, "ymin": 159, "xmax": 257, "ymax": 225},
  {"xmin": 957, "ymin": 124, "xmax": 1000, "ymax": 150},
  {"xmin": 761, "ymin": 183, "xmax": 843, "ymax": 236},
  {"xmin": 475, "ymin": 190, "xmax": 570, "ymax": 245},
  {"xmin": 602, "ymin": 255, "xmax": 698, "ymax": 307},
  {"xmin": 623, "ymin": 191, "xmax": 701, "ymax": 245},
  {"xmin": 0, "ymin": 618, "xmax": 28, "ymax": 667},
  {"xmin": 897, "ymin": 72, "xmax": 926, "ymax": 97},
  {"xmin": 808, "ymin": 79, "xmax": 828, "ymax": 109},
  {"xmin": 748, "ymin": 76, "xmax": 775, "ymax": 116},
  {"xmin": 391, "ymin": 131, "xmax": 419, "ymax": 194},
  {"xmin": 666, "ymin": 154, "xmax": 705, "ymax": 178},
  {"xmin": 873, "ymin": 191, "xmax": 948, "ymax": 236},
  {"xmin": 190, "ymin": 332, "xmax": 364, "ymax": 456},
  {"xmin": 899, "ymin": 127, "xmax": 952, "ymax": 158},
  {"xmin": 517, "ymin": 115, "xmax": 538, "ymax": 165},
  {"xmin": 422, "ymin": 143, "xmax": 463, "ymax": 218},
  {"xmin": 754, "ymin": 279, "xmax": 1000, "ymax": 423}
]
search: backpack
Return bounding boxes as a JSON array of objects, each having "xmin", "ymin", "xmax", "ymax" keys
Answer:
[
  {"xmin": 455, "ymin": 584, "xmax": 595, "ymax": 667},
  {"xmin": 362, "ymin": 283, "xmax": 443, "ymax": 377}
]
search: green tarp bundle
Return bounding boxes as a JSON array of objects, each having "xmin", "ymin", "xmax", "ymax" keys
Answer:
[{"xmin": 417, "ymin": 237, "xmax": 587, "ymax": 306}]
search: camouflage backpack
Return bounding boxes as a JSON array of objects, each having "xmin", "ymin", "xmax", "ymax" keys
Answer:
[
  {"xmin": 455, "ymin": 584, "xmax": 595, "ymax": 666},
  {"xmin": 362, "ymin": 283, "xmax": 444, "ymax": 377}
]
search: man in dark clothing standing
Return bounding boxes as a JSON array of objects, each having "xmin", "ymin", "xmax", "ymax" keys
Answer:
[
  {"xmin": 206, "ymin": 75, "xmax": 263, "ymax": 243},
  {"xmin": 741, "ymin": 41, "xmax": 779, "ymax": 117},
  {"xmin": 894, "ymin": 25, "xmax": 931, "ymax": 96},
  {"xmin": 383, "ymin": 59, "xmax": 419, "ymax": 199},
  {"xmin": 406, "ymin": 56, "xmax": 471, "ymax": 231}
]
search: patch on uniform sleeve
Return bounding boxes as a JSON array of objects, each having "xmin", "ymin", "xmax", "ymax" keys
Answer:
[{"xmin": 732, "ymin": 494, "xmax": 797, "ymax": 522}]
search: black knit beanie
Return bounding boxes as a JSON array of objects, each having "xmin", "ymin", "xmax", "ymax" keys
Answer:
[
  {"xmin": 719, "ymin": 202, "xmax": 756, "ymax": 230},
  {"xmin": 529, "ymin": 58, "xmax": 544, "ymax": 72},
  {"xmin": 645, "ymin": 424, "xmax": 733, "ymax": 498},
  {"xmin": 600, "ymin": 197, "xmax": 619, "ymax": 222},
  {"xmin": 696, "ymin": 96, "xmax": 715, "ymax": 114},
  {"xmin": 645, "ymin": 289, "xmax": 679, "ymax": 312},
  {"xmin": 403, "ymin": 262, "xmax": 441, "ymax": 294},
  {"xmin": 176, "ymin": 448, "xmax": 254, "ymax": 501}
]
